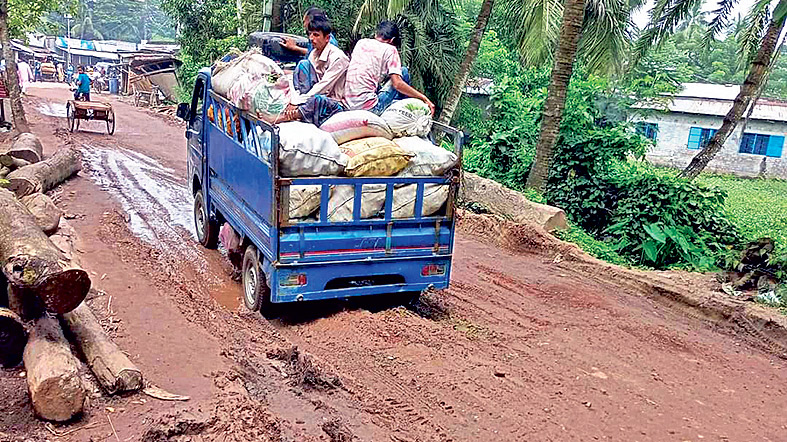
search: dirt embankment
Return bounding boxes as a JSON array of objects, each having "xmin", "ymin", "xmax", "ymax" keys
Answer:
[{"xmin": 3, "ymin": 84, "xmax": 787, "ymax": 442}]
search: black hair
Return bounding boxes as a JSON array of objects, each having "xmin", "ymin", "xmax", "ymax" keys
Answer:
[
  {"xmin": 375, "ymin": 21, "xmax": 399, "ymax": 44},
  {"xmin": 307, "ymin": 16, "xmax": 332, "ymax": 36},
  {"xmin": 304, "ymin": 6, "xmax": 327, "ymax": 21}
]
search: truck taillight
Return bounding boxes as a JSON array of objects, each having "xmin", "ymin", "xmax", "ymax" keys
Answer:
[
  {"xmin": 280, "ymin": 273, "xmax": 307, "ymax": 287},
  {"xmin": 421, "ymin": 264, "xmax": 445, "ymax": 277}
]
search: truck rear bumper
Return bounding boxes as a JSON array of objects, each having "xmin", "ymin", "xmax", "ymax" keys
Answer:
[{"xmin": 270, "ymin": 255, "xmax": 451, "ymax": 303}]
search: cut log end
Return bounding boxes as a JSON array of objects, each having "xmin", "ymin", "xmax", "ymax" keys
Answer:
[
  {"xmin": 0, "ymin": 308, "xmax": 27, "ymax": 367},
  {"xmin": 31, "ymin": 374, "xmax": 85, "ymax": 421},
  {"xmin": 34, "ymin": 270, "xmax": 92, "ymax": 315},
  {"xmin": 116, "ymin": 368, "xmax": 144, "ymax": 392},
  {"xmin": 6, "ymin": 178, "xmax": 38, "ymax": 199}
]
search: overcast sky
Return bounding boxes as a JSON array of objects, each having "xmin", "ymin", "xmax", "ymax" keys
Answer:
[{"xmin": 632, "ymin": 0, "xmax": 760, "ymax": 30}]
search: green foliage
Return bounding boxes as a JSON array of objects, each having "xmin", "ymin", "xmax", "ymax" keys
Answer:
[
  {"xmin": 695, "ymin": 175, "xmax": 787, "ymax": 250},
  {"xmin": 547, "ymin": 129, "xmax": 741, "ymax": 270},
  {"xmin": 8, "ymin": 0, "xmax": 66, "ymax": 38},
  {"xmin": 695, "ymin": 174, "xmax": 787, "ymax": 279},
  {"xmin": 553, "ymin": 223, "xmax": 630, "ymax": 266},
  {"xmin": 43, "ymin": 0, "xmax": 175, "ymax": 42},
  {"xmin": 161, "ymin": 0, "xmax": 248, "ymax": 97},
  {"xmin": 546, "ymin": 128, "xmax": 648, "ymax": 233},
  {"xmin": 602, "ymin": 163, "xmax": 740, "ymax": 270}
]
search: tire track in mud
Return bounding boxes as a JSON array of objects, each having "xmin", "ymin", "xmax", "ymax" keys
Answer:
[{"xmin": 80, "ymin": 145, "xmax": 202, "ymax": 263}]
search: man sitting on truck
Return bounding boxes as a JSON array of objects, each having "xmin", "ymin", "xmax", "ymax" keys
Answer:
[
  {"xmin": 279, "ymin": 7, "xmax": 339, "ymax": 59},
  {"xmin": 277, "ymin": 16, "xmax": 347, "ymax": 125},
  {"xmin": 344, "ymin": 21, "xmax": 434, "ymax": 115}
]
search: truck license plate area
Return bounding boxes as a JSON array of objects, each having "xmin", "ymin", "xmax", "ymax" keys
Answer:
[{"xmin": 325, "ymin": 275, "xmax": 405, "ymax": 290}]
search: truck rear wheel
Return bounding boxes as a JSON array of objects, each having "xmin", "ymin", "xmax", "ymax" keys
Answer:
[
  {"xmin": 194, "ymin": 189, "xmax": 218, "ymax": 249},
  {"xmin": 242, "ymin": 245, "xmax": 270, "ymax": 312}
]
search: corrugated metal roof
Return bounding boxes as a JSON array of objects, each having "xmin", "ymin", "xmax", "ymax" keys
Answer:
[{"xmin": 636, "ymin": 82, "xmax": 787, "ymax": 123}]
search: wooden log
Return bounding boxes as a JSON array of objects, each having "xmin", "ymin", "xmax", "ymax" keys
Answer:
[
  {"xmin": 0, "ymin": 188, "xmax": 91, "ymax": 314},
  {"xmin": 0, "ymin": 307, "xmax": 27, "ymax": 367},
  {"xmin": 23, "ymin": 314, "xmax": 85, "ymax": 421},
  {"xmin": 460, "ymin": 172, "xmax": 568, "ymax": 232},
  {"xmin": 62, "ymin": 303, "xmax": 143, "ymax": 394},
  {"xmin": 20, "ymin": 193, "xmax": 63, "ymax": 236},
  {"xmin": 6, "ymin": 147, "xmax": 81, "ymax": 198},
  {"xmin": 0, "ymin": 133, "xmax": 42, "ymax": 168}
]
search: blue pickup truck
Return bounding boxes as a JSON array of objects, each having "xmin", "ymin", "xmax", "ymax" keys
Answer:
[{"xmin": 177, "ymin": 68, "xmax": 463, "ymax": 313}]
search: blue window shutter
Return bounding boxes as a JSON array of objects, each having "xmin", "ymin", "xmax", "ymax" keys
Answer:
[
  {"xmin": 766, "ymin": 135, "xmax": 784, "ymax": 158},
  {"xmin": 687, "ymin": 127, "xmax": 702, "ymax": 149}
]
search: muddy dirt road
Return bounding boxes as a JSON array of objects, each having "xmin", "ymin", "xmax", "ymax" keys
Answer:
[{"xmin": 2, "ymin": 84, "xmax": 786, "ymax": 442}]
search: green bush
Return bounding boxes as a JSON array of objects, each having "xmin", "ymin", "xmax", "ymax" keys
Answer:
[{"xmin": 554, "ymin": 223, "xmax": 629, "ymax": 266}]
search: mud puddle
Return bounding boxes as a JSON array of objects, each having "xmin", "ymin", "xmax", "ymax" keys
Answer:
[
  {"xmin": 37, "ymin": 101, "xmax": 68, "ymax": 118},
  {"xmin": 80, "ymin": 144, "xmax": 242, "ymax": 308}
]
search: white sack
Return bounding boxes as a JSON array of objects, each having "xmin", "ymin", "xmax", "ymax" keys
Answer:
[
  {"xmin": 289, "ymin": 185, "xmax": 324, "ymax": 219},
  {"xmin": 278, "ymin": 122, "xmax": 348, "ymax": 177},
  {"xmin": 394, "ymin": 137, "xmax": 458, "ymax": 177},
  {"xmin": 212, "ymin": 49, "xmax": 283, "ymax": 98},
  {"xmin": 381, "ymin": 99, "xmax": 432, "ymax": 138},
  {"xmin": 327, "ymin": 184, "xmax": 386, "ymax": 222},
  {"xmin": 392, "ymin": 183, "xmax": 449, "ymax": 218}
]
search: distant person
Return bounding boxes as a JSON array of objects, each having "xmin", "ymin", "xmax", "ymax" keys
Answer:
[
  {"xmin": 33, "ymin": 60, "xmax": 42, "ymax": 82},
  {"xmin": 65, "ymin": 64, "xmax": 74, "ymax": 83},
  {"xmin": 17, "ymin": 59, "xmax": 33, "ymax": 94},
  {"xmin": 344, "ymin": 21, "xmax": 434, "ymax": 115},
  {"xmin": 280, "ymin": 6, "xmax": 338, "ymax": 58},
  {"xmin": 74, "ymin": 66, "xmax": 91, "ymax": 101},
  {"xmin": 278, "ymin": 16, "xmax": 348, "ymax": 125}
]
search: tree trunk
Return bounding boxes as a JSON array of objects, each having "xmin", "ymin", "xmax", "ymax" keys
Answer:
[
  {"xmin": 20, "ymin": 193, "xmax": 63, "ymax": 236},
  {"xmin": 62, "ymin": 303, "xmax": 144, "ymax": 394},
  {"xmin": 23, "ymin": 314, "xmax": 86, "ymax": 422},
  {"xmin": 525, "ymin": 0, "xmax": 586, "ymax": 191},
  {"xmin": 436, "ymin": 0, "xmax": 495, "ymax": 126},
  {"xmin": 0, "ymin": 133, "xmax": 43, "ymax": 168},
  {"xmin": 680, "ymin": 16, "xmax": 786, "ymax": 180},
  {"xmin": 0, "ymin": 188, "xmax": 91, "ymax": 315},
  {"xmin": 0, "ymin": 307, "xmax": 27, "ymax": 367},
  {"xmin": 0, "ymin": 0, "xmax": 29, "ymax": 133},
  {"xmin": 6, "ymin": 146, "xmax": 82, "ymax": 198},
  {"xmin": 460, "ymin": 172, "xmax": 568, "ymax": 231}
]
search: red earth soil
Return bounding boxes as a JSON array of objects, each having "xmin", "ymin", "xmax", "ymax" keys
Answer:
[{"xmin": 1, "ymin": 84, "xmax": 785, "ymax": 442}]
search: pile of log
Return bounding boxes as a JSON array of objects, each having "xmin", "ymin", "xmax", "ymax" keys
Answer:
[{"xmin": 0, "ymin": 134, "xmax": 143, "ymax": 422}]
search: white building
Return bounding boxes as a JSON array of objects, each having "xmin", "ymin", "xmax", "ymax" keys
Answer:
[{"xmin": 634, "ymin": 83, "xmax": 787, "ymax": 178}]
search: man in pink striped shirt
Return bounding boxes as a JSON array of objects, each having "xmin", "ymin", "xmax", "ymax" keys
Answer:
[{"xmin": 344, "ymin": 21, "xmax": 434, "ymax": 115}]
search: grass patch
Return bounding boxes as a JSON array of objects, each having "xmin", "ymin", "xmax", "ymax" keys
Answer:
[
  {"xmin": 695, "ymin": 174, "xmax": 787, "ymax": 250},
  {"xmin": 553, "ymin": 222, "xmax": 630, "ymax": 267}
]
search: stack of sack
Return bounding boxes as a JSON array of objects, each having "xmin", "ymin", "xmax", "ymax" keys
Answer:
[{"xmin": 277, "ymin": 98, "xmax": 458, "ymax": 222}]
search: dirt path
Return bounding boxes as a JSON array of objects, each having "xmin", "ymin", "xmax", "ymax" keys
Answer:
[{"xmin": 3, "ymin": 84, "xmax": 786, "ymax": 442}]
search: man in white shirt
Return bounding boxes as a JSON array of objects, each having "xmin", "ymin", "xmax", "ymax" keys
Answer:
[
  {"xmin": 279, "ymin": 16, "xmax": 348, "ymax": 125},
  {"xmin": 344, "ymin": 21, "xmax": 434, "ymax": 115}
]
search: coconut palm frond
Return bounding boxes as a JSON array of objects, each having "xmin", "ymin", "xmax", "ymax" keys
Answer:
[
  {"xmin": 580, "ymin": 0, "xmax": 633, "ymax": 75},
  {"xmin": 632, "ymin": 0, "xmax": 703, "ymax": 67},
  {"xmin": 503, "ymin": 0, "xmax": 563, "ymax": 67},
  {"xmin": 702, "ymin": 0, "xmax": 738, "ymax": 48},
  {"xmin": 736, "ymin": 0, "xmax": 772, "ymax": 68}
]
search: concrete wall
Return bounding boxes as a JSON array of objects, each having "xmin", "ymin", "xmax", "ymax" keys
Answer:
[{"xmin": 635, "ymin": 112, "xmax": 787, "ymax": 178}]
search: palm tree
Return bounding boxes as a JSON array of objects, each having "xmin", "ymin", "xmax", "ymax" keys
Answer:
[
  {"xmin": 501, "ymin": 0, "xmax": 636, "ymax": 190},
  {"xmin": 525, "ymin": 0, "xmax": 586, "ymax": 190},
  {"xmin": 636, "ymin": 0, "xmax": 787, "ymax": 180},
  {"xmin": 435, "ymin": 0, "xmax": 494, "ymax": 127},
  {"xmin": 0, "ymin": 0, "xmax": 29, "ymax": 133}
]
